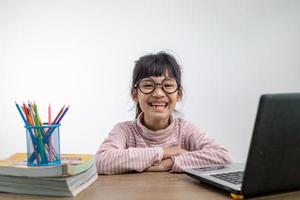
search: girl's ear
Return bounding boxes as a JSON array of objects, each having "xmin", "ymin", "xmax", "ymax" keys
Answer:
[
  {"xmin": 132, "ymin": 88, "xmax": 138, "ymax": 102},
  {"xmin": 177, "ymin": 89, "xmax": 183, "ymax": 102}
]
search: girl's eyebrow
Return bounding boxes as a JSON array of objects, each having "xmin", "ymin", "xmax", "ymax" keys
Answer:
[
  {"xmin": 150, "ymin": 75, "xmax": 167, "ymax": 79},
  {"xmin": 149, "ymin": 77, "xmax": 167, "ymax": 82}
]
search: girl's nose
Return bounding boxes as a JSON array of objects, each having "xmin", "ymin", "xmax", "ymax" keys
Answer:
[{"xmin": 152, "ymin": 86, "xmax": 165, "ymax": 97}]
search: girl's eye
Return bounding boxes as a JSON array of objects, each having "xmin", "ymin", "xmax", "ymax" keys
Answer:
[
  {"xmin": 141, "ymin": 81, "xmax": 154, "ymax": 88},
  {"xmin": 143, "ymin": 84, "xmax": 154, "ymax": 88},
  {"xmin": 140, "ymin": 80, "xmax": 154, "ymax": 87},
  {"xmin": 164, "ymin": 82, "xmax": 177, "ymax": 88}
]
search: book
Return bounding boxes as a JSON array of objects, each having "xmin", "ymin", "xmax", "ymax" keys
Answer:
[
  {"xmin": 0, "ymin": 153, "xmax": 95, "ymax": 177},
  {"xmin": 0, "ymin": 164, "xmax": 98, "ymax": 197}
]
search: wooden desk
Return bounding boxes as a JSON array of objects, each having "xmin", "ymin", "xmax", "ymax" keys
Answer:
[{"xmin": 1, "ymin": 172, "xmax": 300, "ymax": 200}]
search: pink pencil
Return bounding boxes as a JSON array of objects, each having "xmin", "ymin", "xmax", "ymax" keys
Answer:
[
  {"xmin": 48, "ymin": 104, "xmax": 51, "ymax": 126},
  {"xmin": 48, "ymin": 104, "xmax": 53, "ymax": 162}
]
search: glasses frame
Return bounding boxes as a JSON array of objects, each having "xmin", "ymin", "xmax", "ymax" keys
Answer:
[{"xmin": 134, "ymin": 77, "xmax": 180, "ymax": 94}]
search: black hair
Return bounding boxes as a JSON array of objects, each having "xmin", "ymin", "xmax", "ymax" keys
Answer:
[{"xmin": 131, "ymin": 51, "xmax": 182, "ymax": 118}]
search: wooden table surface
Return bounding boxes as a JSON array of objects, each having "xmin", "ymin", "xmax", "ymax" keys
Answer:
[{"xmin": 1, "ymin": 172, "xmax": 300, "ymax": 200}]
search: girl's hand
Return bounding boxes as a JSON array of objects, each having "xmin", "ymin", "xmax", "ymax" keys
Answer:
[
  {"xmin": 145, "ymin": 158, "xmax": 174, "ymax": 172},
  {"xmin": 162, "ymin": 146, "xmax": 187, "ymax": 159}
]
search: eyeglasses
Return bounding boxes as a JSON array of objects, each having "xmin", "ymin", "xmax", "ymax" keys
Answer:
[{"xmin": 135, "ymin": 77, "xmax": 179, "ymax": 94}]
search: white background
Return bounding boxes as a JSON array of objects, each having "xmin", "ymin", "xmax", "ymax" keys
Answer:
[{"xmin": 1, "ymin": 0, "xmax": 299, "ymax": 162}]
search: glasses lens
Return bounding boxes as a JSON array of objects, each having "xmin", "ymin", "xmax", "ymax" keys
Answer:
[
  {"xmin": 139, "ymin": 78, "xmax": 155, "ymax": 94},
  {"xmin": 162, "ymin": 78, "xmax": 178, "ymax": 93}
]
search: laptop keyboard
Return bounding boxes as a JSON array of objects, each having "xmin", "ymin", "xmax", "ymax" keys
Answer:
[{"xmin": 211, "ymin": 171, "xmax": 243, "ymax": 185}]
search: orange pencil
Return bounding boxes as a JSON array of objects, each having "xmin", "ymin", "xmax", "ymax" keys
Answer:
[{"xmin": 28, "ymin": 103, "xmax": 37, "ymax": 136}]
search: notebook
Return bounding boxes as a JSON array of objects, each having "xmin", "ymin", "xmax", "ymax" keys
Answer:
[{"xmin": 184, "ymin": 93, "xmax": 300, "ymax": 198}]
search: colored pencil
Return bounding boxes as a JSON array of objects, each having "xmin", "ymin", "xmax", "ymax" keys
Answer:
[
  {"xmin": 48, "ymin": 104, "xmax": 53, "ymax": 162},
  {"xmin": 15, "ymin": 102, "xmax": 39, "ymax": 163},
  {"xmin": 15, "ymin": 102, "xmax": 28, "ymax": 126},
  {"xmin": 52, "ymin": 105, "xmax": 65, "ymax": 124},
  {"xmin": 56, "ymin": 106, "xmax": 69, "ymax": 124},
  {"xmin": 44, "ymin": 106, "xmax": 69, "ymax": 141}
]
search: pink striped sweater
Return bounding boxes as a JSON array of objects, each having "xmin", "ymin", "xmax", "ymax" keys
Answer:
[{"xmin": 96, "ymin": 114, "xmax": 232, "ymax": 174}]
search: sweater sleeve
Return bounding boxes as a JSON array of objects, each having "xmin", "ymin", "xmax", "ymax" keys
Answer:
[
  {"xmin": 96, "ymin": 123, "xmax": 163, "ymax": 174},
  {"xmin": 170, "ymin": 121, "xmax": 232, "ymax": 172}
]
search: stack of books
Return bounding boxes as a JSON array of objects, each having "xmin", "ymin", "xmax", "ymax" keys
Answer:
[{"xmin": 0, "ymin": 153, "xmax": 97, "ymax": 197}]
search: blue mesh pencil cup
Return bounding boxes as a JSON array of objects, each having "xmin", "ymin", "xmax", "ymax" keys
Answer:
[{"xmin": 25, "ymin": 123, "xmax": 61, "ymax": 166}]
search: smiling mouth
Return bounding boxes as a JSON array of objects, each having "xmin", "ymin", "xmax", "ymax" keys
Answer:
[{"xmin": 149, "ymin": 102, "xmax": 168, "ymax": 109}]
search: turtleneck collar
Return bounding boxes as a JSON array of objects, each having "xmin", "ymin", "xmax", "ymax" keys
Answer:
[{"xmin": 136, "ymin": 113, "xmax": 175, "ymax": 144}]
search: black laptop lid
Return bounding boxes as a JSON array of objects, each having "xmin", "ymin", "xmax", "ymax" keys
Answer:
[{"xmin": 242, "ymin": 93, "xmax": 300, "ymax": 196}]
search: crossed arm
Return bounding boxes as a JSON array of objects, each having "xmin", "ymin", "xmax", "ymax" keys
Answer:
[
  {"xmin": 145, "ymin": 146, "xmax": 187, "ymax": 172},
  {"xmin": 96, "ymin": 123, "xmax": 232, "ymax": 174}
]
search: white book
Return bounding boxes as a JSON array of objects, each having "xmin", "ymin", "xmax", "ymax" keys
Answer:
[{"xmin": 0, "ymin": 164, "xmax": 98, "ymax": 197}]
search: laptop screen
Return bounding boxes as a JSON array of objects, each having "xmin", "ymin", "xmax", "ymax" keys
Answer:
[{"xmin": 242, "ymin": 93, "xmax": 300, "ymax": 196}]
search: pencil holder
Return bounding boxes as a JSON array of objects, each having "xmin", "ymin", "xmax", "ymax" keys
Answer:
[{"xmin": 25, "ymin": 124, "xmax": 61, "ymax": 166}]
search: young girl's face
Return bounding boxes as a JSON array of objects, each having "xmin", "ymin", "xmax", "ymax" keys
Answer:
[{"xmin": 133, "ymin": 75, "xmax": 182, "ymax": 122}]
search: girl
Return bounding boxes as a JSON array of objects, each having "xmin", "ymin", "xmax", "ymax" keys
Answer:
[{"xmin": 96, "ymin": 51, "xmax": 232, "ymax": 174}]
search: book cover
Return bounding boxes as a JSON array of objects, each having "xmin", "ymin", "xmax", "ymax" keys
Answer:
[{"xmin": 0, "ymin": 153, "xmax": 95, "ymax": 177}]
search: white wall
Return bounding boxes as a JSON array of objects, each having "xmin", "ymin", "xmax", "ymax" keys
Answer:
[{"xmin": 1, "ymin": 0, "xmax": 300, "ymax": 162}]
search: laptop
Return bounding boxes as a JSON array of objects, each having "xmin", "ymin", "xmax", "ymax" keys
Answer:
[{"xmin": 184, "ymin": 93, "xmax": 300, "ymax": 198}]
